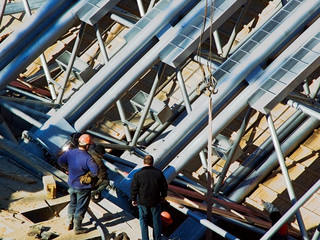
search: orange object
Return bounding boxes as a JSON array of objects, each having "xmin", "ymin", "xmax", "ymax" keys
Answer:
[
  {"xmin": 161, "ymin": 211, "xmax": 173, "ymax": 224},
  {"xmin": 78, "ymin": 134, "xmax": 93, "ymax": 145}
]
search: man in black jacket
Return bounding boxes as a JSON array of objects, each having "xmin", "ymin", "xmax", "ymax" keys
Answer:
[{"xmin": 131, "ymin": 155, "xmax": 168, "ymax": 240}]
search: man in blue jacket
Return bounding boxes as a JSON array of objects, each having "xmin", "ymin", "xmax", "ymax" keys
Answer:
[
  {"xmin": 131, "ymin": 155, "xmax": 168, "ymax": 240},
  {"xmin": 58, "ymin": 133, "xmax": 98, "ymax": 235}
]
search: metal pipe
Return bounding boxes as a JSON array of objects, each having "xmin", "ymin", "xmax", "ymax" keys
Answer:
[
  {"xmin": 213, "ymin": 31, "xmax": 223, "ymax": 56},
  {"xmin": 95, "ymin": 23, "xmax": 109, "ymax": 64},
  {"xmin": 287, "ymin": 99, "xmax": 320, "ymax": 120},
  {"xmin": 110, "ymin": 13, "xmax": 135, "ymax": 28},
  {"xmin": 136, "ymin": 0, "xmax": 145, "ymax": 17},
  {"xmin": 40, "ymin": 54, "xmax": 57, "ymax": 100},
  {"xmin": 130, "ymin": 63, "xmax": 164, "ymax": 146},
  {"xmin": 0, "ymin": 99, "xmax": 50, "ymax": 119},
  {"xmin": 0, "ymin": 0, "xmax": 81, "ymax": 89},
  {"xmin": 261, "ymin": 178, "xmax": 320, "ymax": 240},
  {"xmin": 222, "ymin": 110, "xmax": 306, "ymax": 194},
  {"xmin": 0, "ymin": 0, "xmax": 76, "ymax": 72},
  {"xmin": 6, "ymin": 86, "xmax": 52, "ymax": 102},
  {"xmin": 311, "ymin": 224, "xmax": 320, "ymax": 240},
  {"xmin": 222, "ymin": 0, "xmax": 252, "ymax": 58},
  {"xmin": 86, "ymin": 129, "xmax": 128, "ymax": 145},
  {"xmin": 0, "ymin": 100, "xmax": 43, "ymax": 128},
  {"xmin": 57, "ymin": 22, "xmax": 86, "ymax": 104},
  {"xmin": 0, "ymin": 96, "xmax": 60, "ymax": 109},
  {"xmin": 227, "ymin": 116, "xmax": 320, "ymax": 203},
  {"xmin": 214, "ymin": 107, "xmax": 253, "ymax": 194},
  {"xmin": 267, "ymin": 113, "xmax": 308, "ymax": 239},
  {"xmin": 168, "ymin": 202, "xmax": 241, "ymax": 240},
  {"xmin": 176, "ymin": 67, "xmax": 192, "ymax": 113},
  {"xmin": 116, "ymin": 100, "xmax": 132, "ymax": 142},
  {"xmin": 103, "ymin": 153, "xmax": 136, "ymax": 168}
]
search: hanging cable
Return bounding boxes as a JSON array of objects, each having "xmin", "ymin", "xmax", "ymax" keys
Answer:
[{"xmin": 196, "ymin": 0, "xmax": 218, "ymax": 97}]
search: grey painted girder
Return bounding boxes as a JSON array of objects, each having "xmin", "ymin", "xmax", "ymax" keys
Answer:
[
  {"xmin": 158, "ymin": 0, "xmax": 247, "ymax": 67},
  {"xmin": 248, "ymin": 23, "xmax": 320, "ymax": 114}
]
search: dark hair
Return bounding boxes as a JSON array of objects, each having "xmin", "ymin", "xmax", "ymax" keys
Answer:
[
  {"xmin": 270, "ymin": 211, "xmax": 282, "ymax": 224},
  {"xmin": 94, "ymin": 144, "xmax": 106, "ymax": 156},
  {"xmin": 143, "ymin": 155, "xmax": 154, "ymax": 165},
  {"xmin": 69, "ymin": 132, "xmax": 82, "ymax": 147}
]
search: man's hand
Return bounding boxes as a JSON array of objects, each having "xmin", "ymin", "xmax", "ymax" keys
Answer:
[{"xmin": 132, "ymin": 200, "xmax": 137, "ymax": 206}]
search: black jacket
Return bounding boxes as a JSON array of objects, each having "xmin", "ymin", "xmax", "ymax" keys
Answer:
[{"xmin": 131, "ymin": 166, "xmax": 168, "ymax": 207}]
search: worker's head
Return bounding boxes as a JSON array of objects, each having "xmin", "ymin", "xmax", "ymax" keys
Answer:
[
  {"xmin": 78, "ymin": 133, "xmax": 93, "ymax": 150},
  {"xmin": 143, "ymin": 155, "xmax": 154, "ymax": 166},
  {"xmin": 69, "ymin": 132, "xmax": 82, "ymax": 148},
  {"xmin": 94, "ymin": 144, "xmax": 106, "ymax": 156}
]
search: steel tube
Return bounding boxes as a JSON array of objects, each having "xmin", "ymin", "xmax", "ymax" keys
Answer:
[
  {"xmin": 228, "ymin": 116, "xmax": 320, "ymax": 203},
  {"xmin": 95, "ymin": 23, "xmax": 109, "ymax": 64},
  {"xmin": 267, "ymin": 113, "xmax": 308, "ymax": 239},
  {"xmin": 176, "ymin": 68, "xmax": 192, "ymax": 113},
  {"xmin": 57, "ymin": 22, "xmax": 86, "ymax": 104},
  {"xmin": 261, "ymin": 178, "xmax": 320, "ymax": 240},
  {"xmin": 287, "ymin": 99, "xmax": 320, "ymax": 120},
  {"xmin": 0, "ymin": 1, "xmax": 81, "ymax": 89},
  {"xmin": 222, "ymin": 110, "xmax": 305, "ymax": 194},
  {"xmin": 0, "ymin": 0, "xmax": 75, "ymax": 71},
  {"xmin": 131, "ymin": 63, "xmax": 164, "ymax": 146},
  {"xmin": 116, "ymin": 100, "xmax": 132, "ymax": 142},
  {"xmin": 73, "ymin": 0, "xmax": 203, "ymax": 132},
  {"xmin": 0, "ymin": 100, "xmax": 43, "ymax": 128}
]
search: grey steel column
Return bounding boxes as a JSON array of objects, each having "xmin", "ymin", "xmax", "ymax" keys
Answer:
[
  {"xmin": 267, "ymin": 113, "xmax": 308, "ymax": 240},
  {"xmin": 0, "ymin": 0, "xmax": 76, "ymax": 71},
  {"xmin": 116, "ymin": 100, "xmax": 132, "ymax": 142},
  {"xmin": 214, "ymin": 107, "xmax": 253, "ymax": 194},
  {"xmin": 57, "ymin": 22, "xmax": 86, "ymax": 104},
  {"xmin": 22, "ymin": 0, "xmax": 57, "ymax": 101},
  {"xmin": 176, "ymin": 67, "xmax": 192, "ymax": 113},
  {"xmin": 261, "ymin": 178, "xmax": 320, "ymax": 240},
  {"xmin": 130, "ymin": 63, "xmax": 164, "ymax": 146},
  {"xmin": 95, "ymin": 23, "xmax": 109, "ymax": 63},
  {"xmin": 311, "ymin": 224, "xmax": 320, "ymax": 240}
]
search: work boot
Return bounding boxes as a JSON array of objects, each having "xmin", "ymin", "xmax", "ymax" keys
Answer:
[
  {"xmin": 75, "ymin": 228, "xmax": 90, "ymax": 235},
  {"xmin": 74, "ymin": 218, "xmax": 90, "ymax": 235},
  {"xmin": 66, "ymin": 215, "xmax": 73, "ymax": 231}
]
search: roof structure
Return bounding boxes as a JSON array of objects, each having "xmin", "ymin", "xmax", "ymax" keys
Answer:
[{"xmin": 1, "ymin": 0, "xmax": 320, "ymax": 239}]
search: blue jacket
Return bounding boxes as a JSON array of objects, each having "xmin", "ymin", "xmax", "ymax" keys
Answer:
[{"xmin": 58, "ymin": 148, "xmax": 98, "ymax": 189}]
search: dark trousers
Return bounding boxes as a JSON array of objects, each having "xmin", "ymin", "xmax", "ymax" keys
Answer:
[
  {"xmin": 68, "ymin": 187, "xmax": 91, "ymax": 229},
  {"xmin": 138, "ymin": 203, "xmax": 162, "ymax": 240}
]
